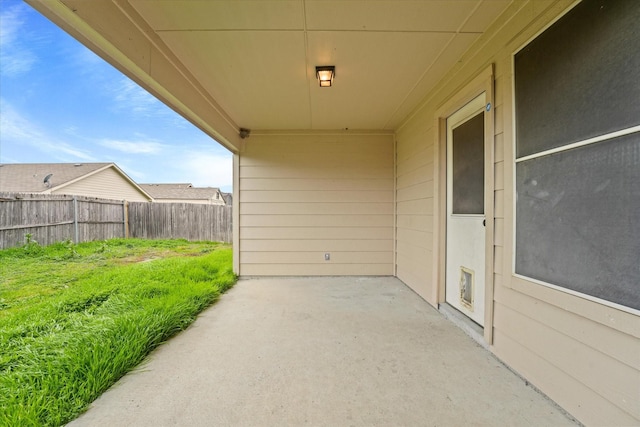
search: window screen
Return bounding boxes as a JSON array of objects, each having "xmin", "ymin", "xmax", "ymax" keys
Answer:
[
  {"xmin": 452, "ymin": 113, "xmax": 484, "ymax": 215},
  {"xmin": 515, "ymin": 0, "xmax": 640, "ymax": 310},
  {"xmin": 515, "ymin": 0, "xmax": 640, "ymax": 158},
  {"xmin": 516, "ymin": 133, "xmax": 640, "ymax": 310}
]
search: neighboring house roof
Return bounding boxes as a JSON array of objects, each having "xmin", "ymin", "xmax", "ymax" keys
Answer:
[
  {"xmin": 140, "ymin": 184, "xmax": 224, "ymax": 202},
  {"xmin": 138, "ymin": 183, "xmax": 194, "ymax": 198},
  {"xmin": 0, "ymin": 162, "xmax": 153, "ymax": 200},
  {"xmin": 221, "ymin": 192, "xmax": 232, "ymax": 205}
]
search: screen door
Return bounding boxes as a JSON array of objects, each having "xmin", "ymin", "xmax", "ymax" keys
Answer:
[{"xmin": 445, "ymin": 93, "xmax": 486, "ymax": 326}]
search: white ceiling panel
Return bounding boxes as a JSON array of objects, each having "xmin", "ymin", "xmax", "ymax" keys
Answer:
[
  {"xmin": 384, "ymin": 32, "xmax": 481, "ymax": 128},
  {"xmin": 159, "ymin": 30, "xmax": 312, "ymax": 129},
  {"xmin": 461, "ymin": 0, "xmax": 514, "ymax": 33},
  {"xmin": 130, "ymin": 0, "xmax": 304, "ymax": 30},
  {"xmin": 85, "ymin": 0, "xmax": 513, "ymax": 132},
  {"xmin": 307, "ymin": 31, "xmax": 454, "ymax": 129},
  {"xmin": 305, "ymin": 0, "xmax": 481, "ymax": 32}
]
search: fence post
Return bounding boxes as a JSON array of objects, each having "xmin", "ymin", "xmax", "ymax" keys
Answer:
[
  {"xmin": 123, "ymin": 200, "xmax": 129, "ymax": 238},
  {"xmin": 73, "ymin": 196, "xmax": 79, "ymax": 243}
]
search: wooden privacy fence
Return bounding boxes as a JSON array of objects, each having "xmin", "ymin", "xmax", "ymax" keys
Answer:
[
  {"xmin": 0, "ymin": 193, "xmax": 126, "ymax": 249},
  {"xmin": 0, "ymin": 193, "xmax": 232, "ymax": 250},
  {"xmin": 128, "ymin": 202, "xmax": 232, "ymax": 243}
]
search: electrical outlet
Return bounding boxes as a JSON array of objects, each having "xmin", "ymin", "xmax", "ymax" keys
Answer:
[{"xmin": 324, "ymin": 253, "xmax": 330, "ymax": 261}]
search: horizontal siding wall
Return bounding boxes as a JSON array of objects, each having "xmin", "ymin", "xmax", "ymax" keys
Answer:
[
  {"xmin": 239, "ymin": 133, "xmax": 394, "ymax": 276},
  {"xmin": 55, "ymin": 168, "xmax": 150, "ymax": 202},
  {"xmin": 395, "ymin": 0, "xmax": 640, "ymax": 424},
  {"xmin": 395, "ymin": 119, "xmax": 435, "ymax": 303}
]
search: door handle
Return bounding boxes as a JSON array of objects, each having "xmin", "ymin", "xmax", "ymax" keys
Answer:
[{"xmin": 483, "ymin": 219, "xmax": 486, "ymax": 227}]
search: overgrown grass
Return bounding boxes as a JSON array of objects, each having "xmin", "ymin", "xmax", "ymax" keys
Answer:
[{"xmin": 0, "ymin": 238, "xmax": 236, "ymax": 426}]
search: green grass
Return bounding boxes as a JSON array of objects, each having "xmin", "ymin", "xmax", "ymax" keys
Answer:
[{"xmin": 0, "ymin": 238, "xmax": 236, "ymax": 426}]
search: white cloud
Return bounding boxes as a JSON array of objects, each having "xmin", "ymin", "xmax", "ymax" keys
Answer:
[
  {"xmin": 114, "ymin": 161, "xmax": 148, "ymax": 182},
  {"xmin": 0, "ymin": 3, "xmax": 37, "ymax": 76},
  {"xmin": 0, "ymin": 3, "xmax": 24, "ymax": 47},
  {"xmin": 112, "ymin": 78, "xmax": 164, "ymax": 116},
  {"xmin": 72, "ymin": 44, "xmax": 104, "ymax": 68},
  {"xmin": 109, "ymin": 78, "xmax": 191, "ymax": 129},
  {"xmin": 99, "ymin": 138, "xmax": 165, "ymax": 154},
  {"xmin": 64, "ymin": 125, "xmax": 80, "ymax": 136},
  {"xmin": 0, "ymin": 47, "xmax": 35, "ymax": 76},
  {"xmin": 0, "ymin": 99, "xmax": 94, "ymax": 161},
  {"xmin": 181, "ymin": 152, "xmax": 233, "ymax": 189}
]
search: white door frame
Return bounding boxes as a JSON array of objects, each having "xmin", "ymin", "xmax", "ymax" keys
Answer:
[{"xmin": 433, "ymin": 65, "xmax": 495, "ymax": 344}]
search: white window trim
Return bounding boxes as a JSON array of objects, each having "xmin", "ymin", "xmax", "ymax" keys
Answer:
[{"xmin": 515, "ymin": 125, "xmax": 640, "ymax": 163}]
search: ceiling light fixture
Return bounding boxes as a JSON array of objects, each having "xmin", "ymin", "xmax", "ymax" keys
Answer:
[{"xmin": 316, "ymin": 66, "xmax": 335, "ymax": 87}]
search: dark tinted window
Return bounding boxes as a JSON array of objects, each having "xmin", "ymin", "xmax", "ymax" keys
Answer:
[
  {"xmin": 452, "ymin": 113, "xmax": 484, "ymax": 214},
  {"xmin": 515, "ymin": 0, "xmax": 640, "ymax": 309},
  {"xmin": 516, "ymin": 133, "xmax": 640, "ymax": 310},
  {"xmin": 515, "ymin": 0, "xmax": 640, "ymax": 158}
]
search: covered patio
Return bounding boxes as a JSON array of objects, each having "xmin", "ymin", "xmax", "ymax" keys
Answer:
[
  {"xmin": 69, "ymin": 277, "xmax": 575, "ymax": 426},
  {"xmin": 27, "ymin": 1, "xmax": 640, "ymax": 424}
]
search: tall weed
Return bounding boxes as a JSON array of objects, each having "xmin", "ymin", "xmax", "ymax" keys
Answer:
[{"xmin": 0, "ymin": 240, "xmax": 235, "ymax": 426}]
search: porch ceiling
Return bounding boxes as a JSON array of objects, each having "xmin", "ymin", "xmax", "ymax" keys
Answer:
[{"xmin": 28, "ymin": 0, "xmax": 511, "ymax": 151}]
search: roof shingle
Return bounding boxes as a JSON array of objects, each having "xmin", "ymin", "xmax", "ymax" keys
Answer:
[
  {"xmin": 139, "ymin": 183, "xmax": 222, "ymax": 200},
  {"xmin": 0, "ymin": 163, "xmax": 112, "ymax": 192}
]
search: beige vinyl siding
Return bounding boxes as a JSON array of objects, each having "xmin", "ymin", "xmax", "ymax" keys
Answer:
[
  {"xmin": 239, "ymin": 133, "xmax": 394, "ymax": 276},
  {"xmin": 493, "ymin": 279, "xmax": 640, "ymax": 425},
  {"xmin": 51, "ymin": 167, "xmax": 150, "ymax": 202},
  {"xmin": 394, "ymin": 0, "xmax": 640, "ymax": 424},
  {"xmin": 395, "ymin": 121, "xmax": 435, "ymax": 303}
]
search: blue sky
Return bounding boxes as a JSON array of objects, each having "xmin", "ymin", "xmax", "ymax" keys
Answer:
[{"xmin": 0, "ymin": 0, "xmax": 232, "ymax": 192}]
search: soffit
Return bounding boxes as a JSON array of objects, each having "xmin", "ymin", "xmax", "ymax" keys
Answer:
[{"xmin": 114, "ymin": 0, "xmax": 512, "ymax": 130}]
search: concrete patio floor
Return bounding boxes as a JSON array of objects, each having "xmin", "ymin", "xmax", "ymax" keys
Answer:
[{"xmin": 69, "ymin": 276, "xmax": 578, "ymax": 426}]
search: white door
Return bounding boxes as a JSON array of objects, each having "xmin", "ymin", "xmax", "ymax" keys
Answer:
[{"xmin": 445, "ymin": 94, "xmax": 486, "ymax": 326}]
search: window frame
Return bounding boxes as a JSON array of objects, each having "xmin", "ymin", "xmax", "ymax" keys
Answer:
[{"xmin": 511, "ymin": 0, "xmax": 640, "ymax": 316}]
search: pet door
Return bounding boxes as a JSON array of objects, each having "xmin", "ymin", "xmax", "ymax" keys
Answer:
[{"xmin": 459, "ymin": 267, "xmax": 474, "ymax": 310}]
